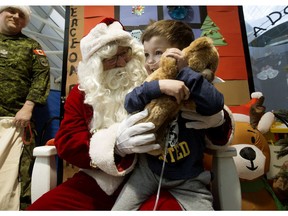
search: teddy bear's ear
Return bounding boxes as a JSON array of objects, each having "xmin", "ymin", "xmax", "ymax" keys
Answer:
[
  {"xmin": 250, "ymin": 96, "xmax": 266, "ymax": 129},
  {"xmin": 247, "ymin": 93, "xmax": 275, "ymax": 133}
]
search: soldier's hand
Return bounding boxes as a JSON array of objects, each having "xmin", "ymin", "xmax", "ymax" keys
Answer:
[{"xmin": 13, "ymin": 102, "xmax": 34, "ymax": 127}]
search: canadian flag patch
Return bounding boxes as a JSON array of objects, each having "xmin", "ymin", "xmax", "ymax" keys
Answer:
[{"xmin": 33, "ymin": 49, "xmax": 46, "ymax": 56}]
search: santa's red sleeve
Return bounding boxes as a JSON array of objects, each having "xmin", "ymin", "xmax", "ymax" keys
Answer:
[
  {"xmin": 54, "ymin": 85, "xmax": 136, "ymax": 195},
  {"xmin": 54, "ymin": 85, "xmax": 93, "ymax": 168}
]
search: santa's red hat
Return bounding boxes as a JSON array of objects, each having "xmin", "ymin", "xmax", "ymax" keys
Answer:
[{"xmin": 80, "ymin": 17, "xmax": 132, "ymax": 62}]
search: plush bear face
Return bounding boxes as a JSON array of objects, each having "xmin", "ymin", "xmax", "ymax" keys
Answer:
[
  {"xmin": 183, "ymin": 36, "xmax": 219, "ymax": 82},
  {"xmin": 231, "ymin": 121, "xmax": 271, "ymax": 181}
]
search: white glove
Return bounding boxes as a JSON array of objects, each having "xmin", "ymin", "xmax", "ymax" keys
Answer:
[
  {"xmin": 181, "ymin": 110, "xmax": 225, "ymax": 129},
  {"xmin": 115, "ymin": 109, "xmax": 160, "ymax": 157}
]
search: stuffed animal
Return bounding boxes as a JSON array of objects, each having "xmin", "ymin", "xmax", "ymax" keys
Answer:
[
  {"xmin": 137, "ymin": 36, "xmax": 219, "ymax": 156},
  {"xmin": 229, "ymin": 92, "xmax": 285, "ymax": 210}
]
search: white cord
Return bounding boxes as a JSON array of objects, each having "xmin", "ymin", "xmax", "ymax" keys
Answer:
[{"xmin": 153, "ymin": 140, "xmax": 169, "ymax": 211}]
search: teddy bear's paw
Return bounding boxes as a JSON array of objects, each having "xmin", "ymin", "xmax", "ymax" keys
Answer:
[{"xmin": 202, "ymin": 69, "xmax": 215, "ymax": 83}]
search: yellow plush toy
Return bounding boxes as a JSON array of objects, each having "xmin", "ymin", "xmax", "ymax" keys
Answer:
[{"xmin": 137, "ymin": 36, "xmax": 219, "ymax": 156}]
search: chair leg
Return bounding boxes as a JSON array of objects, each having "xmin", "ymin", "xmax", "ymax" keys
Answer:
[{"xmin": 211, "ymin": 147, "xmax": 242, "ymax": 210}]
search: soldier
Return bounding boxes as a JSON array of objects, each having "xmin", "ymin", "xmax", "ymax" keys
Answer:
[{"xmin": 0, "ymin": 6, "xmax": 50, "ymax": 210}]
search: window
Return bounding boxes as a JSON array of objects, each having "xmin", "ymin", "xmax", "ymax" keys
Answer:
[{"xmin": 242, "ymin": 5, "xmax": 288, "ymax": 111}]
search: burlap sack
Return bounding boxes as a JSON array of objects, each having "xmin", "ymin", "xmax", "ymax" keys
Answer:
[{"xmin": 0, "ymin": 117, "xmax": 24, "ymax": 210}]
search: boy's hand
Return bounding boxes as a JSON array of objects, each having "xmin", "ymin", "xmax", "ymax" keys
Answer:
[
  {"xmin": 159, "ymin": 79, "xmax": 190, "ymax": 104},
  {"xmin": 163, "ymin": 48, "xmax": 188, "ymax": 71}
]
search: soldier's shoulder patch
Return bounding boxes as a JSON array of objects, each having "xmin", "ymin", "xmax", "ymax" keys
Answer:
[
  {"xmin": 33, "ymin": 49, "xmax": 46, "ymax": 56},
  {"xmin": 38, "ymin": 57, "xmax": 49, "ymax": 67}
]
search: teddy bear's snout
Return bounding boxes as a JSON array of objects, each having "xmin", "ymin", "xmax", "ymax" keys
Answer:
[
  {"xmin": 240, "ymin": 147, "xmax": 256, "ymax": 160},
  {"xmin": 240, "ymin": 147, "xmax": 258, "ymax": 171}
]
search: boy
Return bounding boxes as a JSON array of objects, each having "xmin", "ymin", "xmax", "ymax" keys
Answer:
[{"xmin": 112, "ymin": 20, "xmax": 233, "ymax": 210}]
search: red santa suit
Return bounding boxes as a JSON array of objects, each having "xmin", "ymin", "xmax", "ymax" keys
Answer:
[{"xmin": 56, "ymin": 85, "xmax": 138, "ymax": 194}]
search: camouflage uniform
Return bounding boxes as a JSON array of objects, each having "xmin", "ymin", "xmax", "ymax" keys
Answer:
[{"xmin": 0, "ymin": 32, "xmax": 50, "ymax": 209}]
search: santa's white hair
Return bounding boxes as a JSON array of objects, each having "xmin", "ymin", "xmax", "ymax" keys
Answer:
[{"xmin": 77, "ymin": 38, "xmax": 147, "ymax": 133}]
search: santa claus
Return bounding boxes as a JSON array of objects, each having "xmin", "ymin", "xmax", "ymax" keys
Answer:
[{"xmin": 27, "ymin": 17, "xmax": 160, "ymax": 210}]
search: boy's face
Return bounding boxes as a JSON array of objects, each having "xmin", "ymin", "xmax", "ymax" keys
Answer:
[{"xmin": 143, "ymin": 36, "xmax": 172, "ymax": 74}]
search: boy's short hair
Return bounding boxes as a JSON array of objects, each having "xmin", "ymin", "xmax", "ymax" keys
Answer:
[{"xmin": 141, "ymin": 20, "xmax": 195, "ymax": 50}]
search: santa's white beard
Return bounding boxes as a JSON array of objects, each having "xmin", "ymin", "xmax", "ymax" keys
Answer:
[{"xmin": 79, "ymin": 57, "xmax": 147, "ymax": 132}]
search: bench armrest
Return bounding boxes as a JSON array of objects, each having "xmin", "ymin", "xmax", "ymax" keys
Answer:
[{"xmin": 31, "ymin": 145, "xmax": 57, "ymax": 203}]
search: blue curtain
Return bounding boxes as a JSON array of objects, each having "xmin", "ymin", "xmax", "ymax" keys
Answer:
[{"xmin": 33, "ymin": 89, "xmax": 61, "ymax": 146}]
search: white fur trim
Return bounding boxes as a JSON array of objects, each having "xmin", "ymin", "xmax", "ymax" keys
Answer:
[
  {"xmin": 80, "ymin": 21, "xmax": 132, "ymax": 62},
  {"xmin": 232, "ymin": 113, "xmax": 250, "ymax": 123},
  {"xmin": 89, "ymin": 123, "xmax": 137, "ymax": 176},
  {"xmin": 206, "ymin": 105, "xmax": 235, "ymax": 149},
  {"xmin": 251, "ymin": 92, "xmax": 263, "ymax": 98},
  {"xmin": 0, "ymin": 6, "xmax": 31, "ymax": 26}
]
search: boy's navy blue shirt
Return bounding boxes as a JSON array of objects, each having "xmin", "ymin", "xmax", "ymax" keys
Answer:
[{"xmin": 124, "ymin": 68, "xmax": 224, "ymax": 180}]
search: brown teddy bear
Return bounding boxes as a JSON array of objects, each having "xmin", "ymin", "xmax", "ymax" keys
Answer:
[{"xmin": 136, "ymin": 36, "xmax": 219, "ymax": 156}]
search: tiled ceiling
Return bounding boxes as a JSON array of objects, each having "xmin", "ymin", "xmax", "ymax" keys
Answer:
[{"xmin": 22, "ymin": 6, "xmax": 66, "ymax": 90}]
